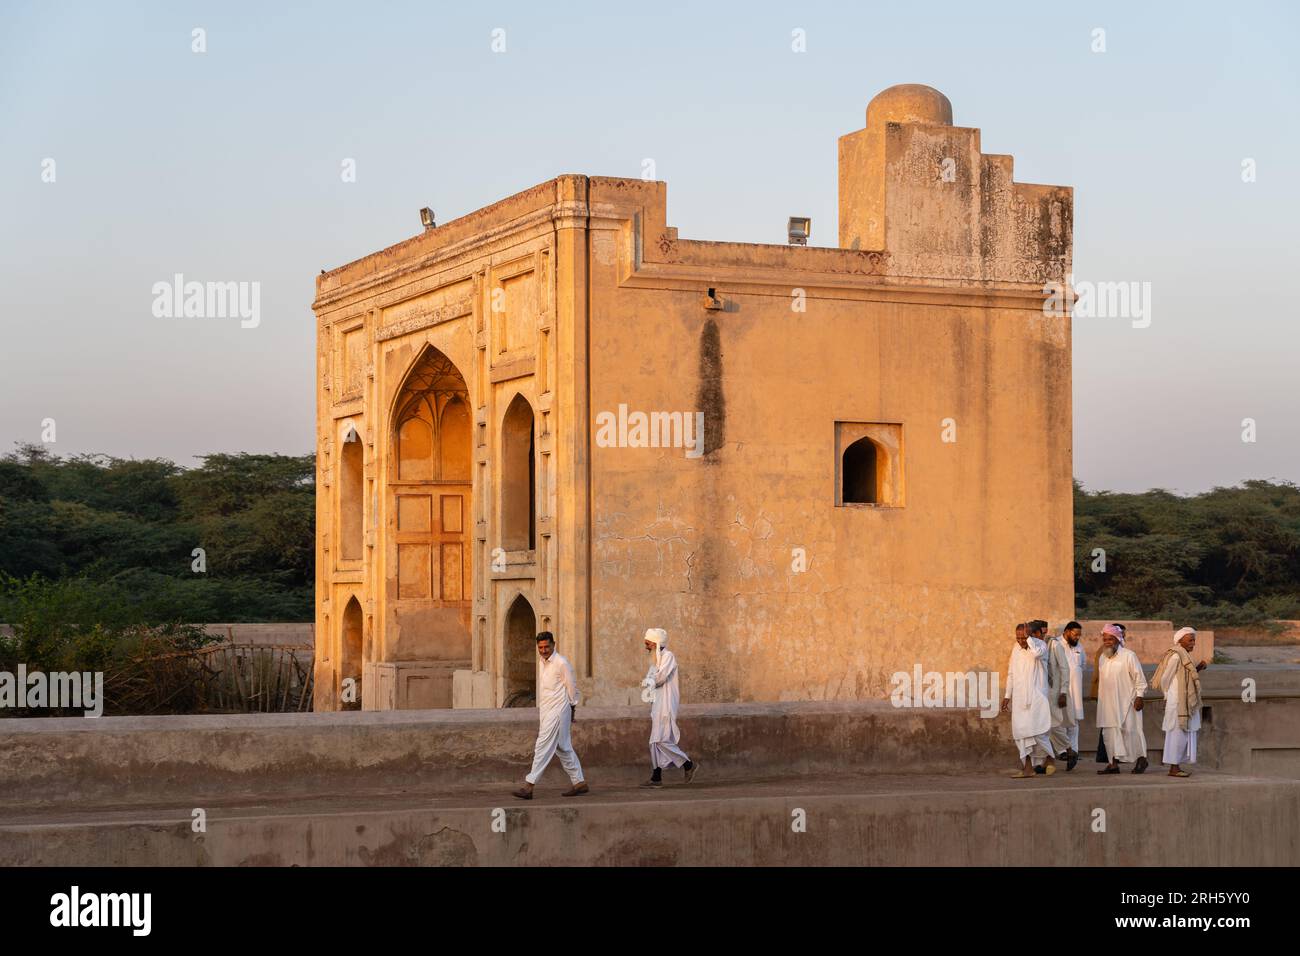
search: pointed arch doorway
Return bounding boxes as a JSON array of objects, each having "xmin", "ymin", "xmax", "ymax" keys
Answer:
[
  {"xmin": 389, "ymin": 346, "xmax": 473, "ymax": 676},
  {"xmin": 503, "ymin": 593, "xmax": 537, "ymax": 707}
]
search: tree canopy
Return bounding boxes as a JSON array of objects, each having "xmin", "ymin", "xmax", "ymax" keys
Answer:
[
  {"xmin": 2, "ymin": 444, "xmax": 1296, "ymax": 629},
  {"xmin": 0, "ymin": 444, "xmax": 314, "ymax": 623},
  {"xmin": 1074, "ymin": 479, "xmax": 1300, "ymax": 625}
]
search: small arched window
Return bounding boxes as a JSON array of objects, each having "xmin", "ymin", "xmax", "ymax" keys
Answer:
[
  {"xmin": 501, "ymin": 394, "xmax": 536, "ymax": 551},
  {"xmin": 836, "ymin": 422, "xmax": 904, "ymax": 507},
  {"xmin": 339, "ymin": 430, "xmax": 364, "ymax": 561},
  {"xmin": 842, "ymin": 437, "xmax": 881, "ymax": 504}
]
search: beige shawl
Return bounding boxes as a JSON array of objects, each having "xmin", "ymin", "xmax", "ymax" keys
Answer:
[{"xmin": 1156, "ymin": 641, "xmax": 1202, "ymax": 731}]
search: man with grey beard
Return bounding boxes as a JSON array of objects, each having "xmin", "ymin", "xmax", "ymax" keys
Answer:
[
  {"xmin": 1093, "ymin": 623, "xmax": 1148, "ymax": 774},
  {"xmin": 1047, "ymin": 621, "xmax": 1085, "ymax": 770}
]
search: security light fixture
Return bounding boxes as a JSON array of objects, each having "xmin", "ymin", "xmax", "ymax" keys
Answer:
[
  {"xmin": 419, "ymin": 207, "xmax": 436, "ymax": 230},
  {"xmin": 787, "ymin": 216, "xmax": 811, "ymax": 245}
]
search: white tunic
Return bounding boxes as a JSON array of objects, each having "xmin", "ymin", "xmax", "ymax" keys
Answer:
[
  {"xmin": 1096, "ymin": 648, "xmax": 1147, "ymax": 728},
  {"xmin": 1155, "ymin": 655, "xmax": 1202, "ymax": 734},
  {"xmin": 1155, "ymin": 655, "xmax": 1200, "ymax": 765},
  {"xmin": 1061, "ymin": 640, "xmax": 1086, "ymax": 719},
  {"xmin": 1048, "ymin": 637, "xmax": 1086, "ymax": 755},
  {"xmin": 645, "ymin": 649, "xmax": 690, "ymax": 768},
  {"xmin": 525, "ymin": 651, "xmax": 583, "ymax": 786},
  {"xmin": 1097, "ymin": 647, "xmax": 1148, "ymax": 763},
  {"xmin": 1004, "ymin": 638, "xmax": 1051, "ymax": 741}
]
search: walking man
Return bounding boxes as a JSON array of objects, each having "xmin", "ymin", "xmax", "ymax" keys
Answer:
[
  {"xmin": 1153, "ymin": 626, "xmax": 1206, "ymax": 777},
  {"xmin": 639, "ymin": 628, "xmax": 699, "ymax": 788},
  {"xmin": 1001, "ymin": 622, "xmax": 1057, "ymax": 778},
  {"xmin": 1048, "ymin": 620, "xmax": 1086, "ymax": 770},
  {"xmin": 1093, "ymin": 623, "xmax": 1149, "ymax": 774},
  {"xmin": 513, "ymin": 631, "xmax": 588, "ymax": 799}
]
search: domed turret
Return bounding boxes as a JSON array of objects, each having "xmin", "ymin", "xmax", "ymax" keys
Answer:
[{"xmin": 865, "ymin": 84, "xmax": 953, "ymax": 129}]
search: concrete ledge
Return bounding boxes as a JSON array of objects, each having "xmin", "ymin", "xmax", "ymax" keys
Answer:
[
  {"xmin": 1078, "ymin": 620, "xmax": 1214, "ymax": 665},
  {"xmin": 200, "ymin": 623, "xmax": 314, "ymax": 646},
  {"xmin": 1217, "ymin": 622, "xmax": 1300, "ymax": 646},
  {"xmin": 6, "ymin": 675, "xmax": 1300, "ymax": 813},
  {"xmin": 2, "ymin": 774, "xmax": 1295, "ymax": 866},
  {"xmin": 0, "ymin": 701, "xmax": 1009, "ymax": 811}
]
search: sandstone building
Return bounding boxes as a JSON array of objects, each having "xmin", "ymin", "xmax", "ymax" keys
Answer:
[{"xmin": 311, "ymin": 84, "xmax": 1074, "ymax": 711}]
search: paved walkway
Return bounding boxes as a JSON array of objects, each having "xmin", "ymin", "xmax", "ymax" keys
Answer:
[{"xmin": 0, "ymin": 765, "xmax": 1258, "ymax": 828}]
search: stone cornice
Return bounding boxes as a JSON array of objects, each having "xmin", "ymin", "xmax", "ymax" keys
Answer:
[{"xmin": 313, "ymin": 178, "xmax": 1068, "ymax": 318}]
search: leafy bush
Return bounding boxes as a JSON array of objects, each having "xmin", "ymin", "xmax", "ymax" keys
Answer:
[
  {"xmin": 1075, "ymin": 479, "xmax": 1300, "ymax": 626},
  {"xmin": 0, "ymin": 445, "xmax": 314, "ymax": 621},
  {"xmin": 0, "ymin": 573, "xmax": 220, "ymax": 716}
]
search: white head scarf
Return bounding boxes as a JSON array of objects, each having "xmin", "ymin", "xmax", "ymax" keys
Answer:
[
  {"xmin": 644, "ymin": 627, "xmax": 668, "ymax": 667},
  {"xmin": 1173, "ymin": 626, "xmax": 1196, "ymax": 645}
]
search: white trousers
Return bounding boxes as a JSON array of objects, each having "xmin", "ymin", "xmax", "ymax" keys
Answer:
[
  {"xmin": 1015, "ymin": 733, "xmax": 1053, "ymax": 765},
  {"xmin": 526, "ymin": 705, "xmax": 584, "ymax": 785},
  {"xmin": 1122, "ymin": 709, "xmax": 1148, "ymax": 763},
  {"xmin": 651, "ymin": 740, "xmax": 690, "ymax": 770},
  {"xmin": 1049, "ymin": 715, "xmax": 1079, "ymax": 755},
  {"xmin": 1101, "ymin": 726, "xmax": 1126, "ymax": 762},
  {"xmin": 1163, "ymin": 727, "xmax": 1198, "ymax": 765}
]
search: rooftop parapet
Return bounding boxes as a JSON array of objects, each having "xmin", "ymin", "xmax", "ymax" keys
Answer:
[{"xmin": 839, "ymin": 84, "xmax": 1072, "ymax": 284}]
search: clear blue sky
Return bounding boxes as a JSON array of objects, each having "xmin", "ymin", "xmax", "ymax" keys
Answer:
[{"xmin": 2, "ymin": 0, "xmax": 1296, "ymax": 493}]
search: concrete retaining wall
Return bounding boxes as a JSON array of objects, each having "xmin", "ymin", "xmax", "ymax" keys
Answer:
[
  {"xmin": 0, "ymin": 702, "xmax": 1007, "ymax": 810},
  {"xmin": 4, "ymin": 665, "xmax": 1299, "ymax": 811},
  {"xmin": 199, "ymin": 623, "xmax": 313, "ymax": 646},
  {"xmin": 1216, "ymin": 621, "xmax": 1300, "ymax": 646},
  {"xmin": 3, "ymin": 776, "xmax": 1296, "ymax": 866}
]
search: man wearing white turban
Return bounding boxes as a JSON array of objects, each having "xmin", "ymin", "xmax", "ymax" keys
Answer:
[
  {"xmin": 1152, "ymin": 626, "xmax": 1207, "ymax": 777},
  {"xmin": 1092, "ymin": 623, "xmax": 1149, "ymax": 774},
  {"xmin": 1000, "ymin": 622, "xmax": 1057, "ymax": 777},
  {"xmin": 639, "ymin": 628, "xmax": 699, "ymax": 788}
]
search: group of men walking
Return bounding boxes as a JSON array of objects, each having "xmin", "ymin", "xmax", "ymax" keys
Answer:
[
  {"xmin": 1002, "ymin": 619, "xmax": 1206, "ymax": 778},
  {"xmin": 508, "ymin": 617, "xmax": 1207, "ymax": 797},
  {"xmin": 511, "ymin": 628, "xmax": 698, "ymax": 800}
]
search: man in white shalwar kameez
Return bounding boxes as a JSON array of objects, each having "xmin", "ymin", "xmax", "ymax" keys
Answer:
[
  {"xmin": 1000, "ymin": 623, "xmax": 1057, "ymax": 778},
  {"xmin": 1047, "ymin": 620, "xmax": 1086, "ymax": 770},
  {"xmin": 638, "ymin": 628, "xmax": 699, "ymax": 788},
  {"xmin": 1152, "ymin": 626, "xmax": 1206, "ymax": 777},
  {"xmin": 1092, "ymin": 623, "xmax": 1149, "ymax": 774},
  {"xmin": 513, "ymin": 631, "xmax": 588, "ymax": 800}
]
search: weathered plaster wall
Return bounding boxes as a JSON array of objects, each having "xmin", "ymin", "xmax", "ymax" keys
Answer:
[
  {"xmin": 585, "ymin": 275, "xmax": 1073, "ymax": 703},
  {"xmin": 581, "ymin": 85, "xmax": 1074, "ymax": 705}
]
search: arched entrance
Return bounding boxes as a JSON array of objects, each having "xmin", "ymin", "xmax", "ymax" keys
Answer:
[
  {"xmin": 503, "ymin": 593, "xmax": 537, "ymax": 707},
  {"xmin": 340, "ymin": 596, "xmax": 363, "ymax": 710},
  {"xmin": 389, "ymin": 346, "xmax": 473, "ymax": 669}
]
